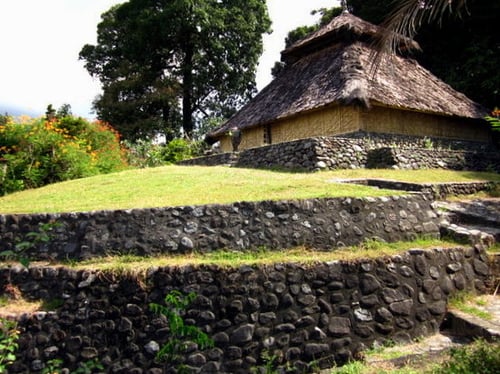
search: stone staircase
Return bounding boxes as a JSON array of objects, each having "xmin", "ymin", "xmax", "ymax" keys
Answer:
[{"xmin": 437, "ymin": 198, "xmax": 500, "ymax": 246}]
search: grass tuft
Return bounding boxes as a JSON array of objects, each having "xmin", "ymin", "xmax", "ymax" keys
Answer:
[{"xmin": 448, "ymin": 291, "xmax": 493, "ymax": 320}]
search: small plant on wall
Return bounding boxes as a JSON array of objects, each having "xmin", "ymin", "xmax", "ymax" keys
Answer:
[
  {"xmin": 150, "ymin": 290, "xmax": 214, "ymax": 372},
  {"xmin": 0, "ymin": 221, "xmax": 61, "ymax": 269},
  {"xmin": 0, "ymin": 317, "xmax": 19, "ymax": 373}
]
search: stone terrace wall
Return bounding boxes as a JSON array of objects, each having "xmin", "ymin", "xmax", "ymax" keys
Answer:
[
  {"xmin": 183, "ymin": 132, "xmax": 499, "ymax": 172},
  {"xmin": 2, "ymin": 246, "xmax": 491, "ymax": 373},
  {"xmin": 367, "ymin": 147, "xmax": 500, "ymax": 171},
  {"xmin": 179, "ymin": 152, "xmax": 237, "ymax": 166},
  {"xmin": 342, "ymin": 180, "xmax": 498, "ymax": 200},
  {"xmin": 0, "ymin": 195, "xmax": 440, "ymax": 261}
]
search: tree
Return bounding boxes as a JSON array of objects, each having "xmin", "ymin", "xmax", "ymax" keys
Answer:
[{"xmin": 80, "ymin": 0, "xmax": 271, "ymax": 141}]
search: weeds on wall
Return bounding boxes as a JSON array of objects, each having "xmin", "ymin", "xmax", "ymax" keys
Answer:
[
  {"xmin": 0, "ymin": 221, "xmax": 61, "ymax": 269},
  {"xmin": 150, "ymin": 290, "xmax": 214, "ymax": 372},
  {"xmin": 0, "ymin": 318, "xmax": 19, "ymax": 373}
]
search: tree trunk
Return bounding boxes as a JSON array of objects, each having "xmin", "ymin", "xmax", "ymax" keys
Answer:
[{"xmin": 182, "ymin": 42, "xmax": 194, "ymax": 138}]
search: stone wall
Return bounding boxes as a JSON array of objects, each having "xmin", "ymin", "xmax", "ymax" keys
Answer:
[
  {"xmin": 179, "ymin": 152, "xmax": 237, "ymax": 167},
  {"xmin": 184, "ymin": 132, "xmax": 499, "ymax": 172},
  {"xmin": 0, "ymin": 195, "xmax": 440, "ymax": 261},
  {"xmin": 341, "ymin": 180, "xmax": 498, "ymax": 200},
  {"xmin": 366, "ymin": 147, "xmax": 500, "ymax": 171},
  {"xmin": 2, "ymin": 246, "xmax": 491, "ymax": 373}
]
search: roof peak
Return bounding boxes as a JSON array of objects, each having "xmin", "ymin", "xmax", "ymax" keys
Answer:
[
  {"xmin": 281, "ymin": 12, "xmax": 420, "ymax": 65},
  {"xmin": 340, "ymin": 0, "xmax": 349, "ymax": 13}
]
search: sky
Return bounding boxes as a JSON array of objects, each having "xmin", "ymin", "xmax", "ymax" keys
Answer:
[{"xmin": 0, "ymin": 0, "xmax": 339, "ymax": 119}]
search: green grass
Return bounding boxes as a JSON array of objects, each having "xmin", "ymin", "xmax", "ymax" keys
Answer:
[
  {"xmin": 330, "ymin": 339, "xmax": 500, "ymax": 374},
  {"xmin": 56, "ymin": 237, "xmax": 459, "ymax": 273},
  {"xmin": 0, "ymin": 166, "xmax": 498, "ymax": 214},
  {"xmin": 448, "ymin": 291, "xmax": 493, "ymax": 320}
]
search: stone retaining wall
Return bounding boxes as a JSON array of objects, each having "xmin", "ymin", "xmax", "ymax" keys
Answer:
[
  {"xmin": 341, "ymin": 180, "xmax": 498, "ymax": 200},
  {"xmin": 182, "ymin": 132, "xmax": 499, "ymax": 172},
  {"xmin": 179, "ymin": 152, "xmax": 237, "ymax": 166},
  {"xmin": 2, "ymin": 246, "xmax": 491, "ymax": 373},
  {"xmin": 367, "ymin": 147, "xmax": 500, "ymax": 171},
  {"xmin": 0, "ymin": 195, "xmax": 440, "ymax": 261}
]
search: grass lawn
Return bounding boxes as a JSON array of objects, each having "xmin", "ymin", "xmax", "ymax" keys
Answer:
[{"xmin": 0, "ymin": 166, "xmax": 498, "ymax": 214}]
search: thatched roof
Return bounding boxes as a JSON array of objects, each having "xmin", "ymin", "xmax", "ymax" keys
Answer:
[
  {"xmin": 207, "ymin": 13, "xmax": 487, "ymax": 141},
  {"xmin": 281, "ymin": 11, "xmax": 420, "ymax": 65}
]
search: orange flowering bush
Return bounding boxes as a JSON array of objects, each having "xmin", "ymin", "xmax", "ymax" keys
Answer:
[
  {"xmin": 0, "ymin": 115, "xmax": 127, "ymax": 195},
  {"xmin": 485, "ymin": 108, "xmax": 500, "ymax": 132}
]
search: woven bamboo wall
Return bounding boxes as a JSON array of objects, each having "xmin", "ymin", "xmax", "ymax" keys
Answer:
[
  {"xmin": 360, "ymin": 106, "xmax": 491, "ymax": 142},
  {"xmin": 218, "ymin": 127, "xmax": 262, "ymax": 152},
  {"xmin": 217, "ymin": 106, "xmax": 360, "ymax": 152},
  {"xmin": 271, "ymin": 106, "xmax": 359, "ymax": 144},
  {"xmin": 215, "ymin": 105, "xmax": 490, "ymax": 152}
]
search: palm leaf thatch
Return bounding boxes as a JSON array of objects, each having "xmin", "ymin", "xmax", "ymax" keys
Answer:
[{"xmin": 207, "ymin": 11, "xmax": 486, "ymax": 141}]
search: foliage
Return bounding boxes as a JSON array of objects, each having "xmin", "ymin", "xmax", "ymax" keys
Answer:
[
  {"xmin": 0, "ymin": 221, "xmax": 60, "ymax": 269},
  {"xmin": 431, "ymin": 339, "xmax": 500, "ymax": 374},
  {"xmin": 150, "ymin": 291, "xmax": 213, "ymax": 371},
  {"xmin": 124, "ymin": 138, "xmax": 205, "ymax": 168},
  {"xmin": 79, "ymin": 0, "xmax": 271, "ymax": 140},
  {"xmin": 0, "ymin": 318, "xmax": 19, "ymax": 373},
  {"xmin": 41, "ymin": 358, "xmax": 103, "ymax": 374},
  {"xmin": 0, "ymin": 114, "xmax": 127, "ymax": 195},
  {"xmin": 485, "ymin": 108, "xmax": 500, "ymax": 132},
  {"xmin": 448, "ymin": 291, "xmax": 492, "ymax": 320}
]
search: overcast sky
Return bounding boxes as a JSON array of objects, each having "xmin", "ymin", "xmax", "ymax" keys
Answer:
[{"xmin": 0, "ymin": 0, "xmax": 339, "ymax": 118}]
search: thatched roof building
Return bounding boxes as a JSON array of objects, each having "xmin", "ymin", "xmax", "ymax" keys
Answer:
[{"xmin": 207, "ymin": 12, "xmax": 490, "ymax": 152}]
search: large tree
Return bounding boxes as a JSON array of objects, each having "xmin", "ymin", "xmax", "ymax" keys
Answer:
[{"xmin": 80, "ymin": 0, "xmax": 271, "ymax": 141}]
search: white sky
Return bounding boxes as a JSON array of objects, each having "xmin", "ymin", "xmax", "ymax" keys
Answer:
[{"xmin": 0, "ymin": 0, "xmax": 339, "ymax": 118}]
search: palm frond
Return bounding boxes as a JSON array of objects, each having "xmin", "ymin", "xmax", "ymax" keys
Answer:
[{"xmin": 370, "ymin": 0, "xmax": 468, "ymax": 74}]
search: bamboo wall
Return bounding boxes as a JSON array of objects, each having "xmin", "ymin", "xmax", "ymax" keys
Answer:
[
  {"xmin": 271, "ymin": 106, "xmax": 359, "ymax": 144},
  {"xmin": 215, "ymin": 105, "xmax": 490, "ymax": 152},
  {"xmin": 360, "ymin": 106, "xmax": 491, "ymax": 142},
  {"xmin": 217, "ymin": 106, "xmax": 359, "ymax": 152}
]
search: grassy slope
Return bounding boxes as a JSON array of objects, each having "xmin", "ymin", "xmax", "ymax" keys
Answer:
[{"xmin": 0, "ymin": 166, "xmax": 498, "ymax": 214}]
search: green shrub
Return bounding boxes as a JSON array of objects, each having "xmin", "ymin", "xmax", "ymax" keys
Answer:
[
  {"xmin": 159, "ymin": 138, "xmax": 201, "ymax": 163},
  {"xmin": 0, "ymin": 116, "xmax": 127, "ymax": 195},
  {"xmin": 150, "ymin": 290, "xmax": 213, "ymax": 372},
  {"xmin": 485, "ymin": 108, "xmax": 500, "ymax": 132},
  {"xmin": 124, "ymin": 138, "xmax": 205, "ymax": 168},
  {"xmin": 122, "ymin": 139, "xmax": 166, "ymax": 168},
  {"xmin": 0, "ymin": 318, "xmax": 19, "ymax": 372},
  {"xmin": 432, "ymin": 339, "xmax": 500, "ymax": 374}
]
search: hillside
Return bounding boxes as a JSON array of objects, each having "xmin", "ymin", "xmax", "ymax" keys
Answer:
[{"xmin": 0, "ymin": 165, "xmax": 498, "ymax": 214}]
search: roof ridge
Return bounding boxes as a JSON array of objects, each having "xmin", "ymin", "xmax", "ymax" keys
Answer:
[{"xmin": 338, "ymin": 44, "xmax": 370, "ymax": 108}]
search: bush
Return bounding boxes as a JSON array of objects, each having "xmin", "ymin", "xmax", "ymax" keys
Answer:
[
  {"xmin": 124, "ymin": 138, "xmax": 205, "ymax": 168},
  {"xmin": 159, "ymin": 138, "xmax": 204, "ymax": 164},
  {"xmin": 0, "ymin": 116, "xmax": 127, "ymax": 195},
  {"xmin": 432, "ymin": 339, "xmax": 500, "ymax": 374}
]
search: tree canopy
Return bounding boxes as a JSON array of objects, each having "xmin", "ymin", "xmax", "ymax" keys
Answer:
[{"xmin": 80, "ymin": 0, "xmax": 271, "ymax": 141}]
